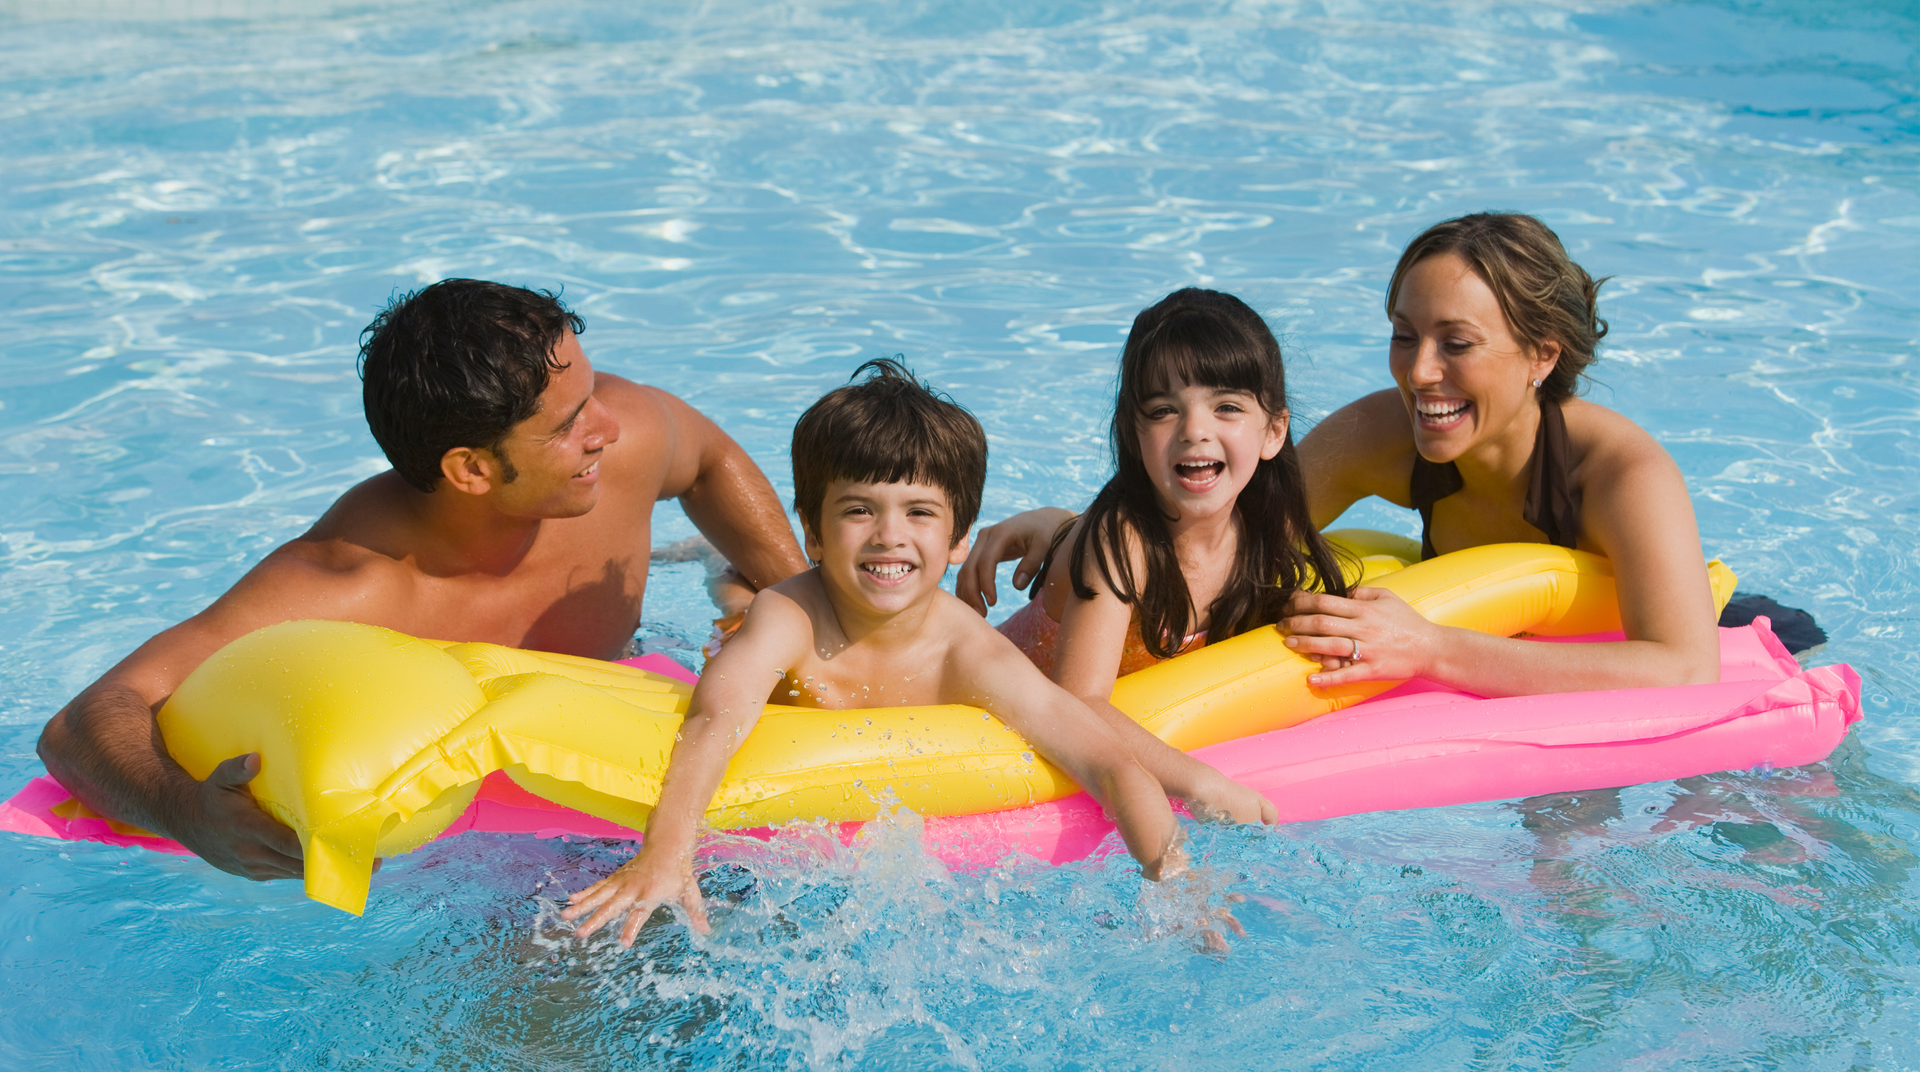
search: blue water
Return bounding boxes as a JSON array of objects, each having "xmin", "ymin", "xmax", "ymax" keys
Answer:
[{"xmin": 2, "ymin": 0, "xmax": 1917, "ymax": 1067}]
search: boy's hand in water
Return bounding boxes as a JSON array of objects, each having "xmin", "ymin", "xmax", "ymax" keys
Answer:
[
  {"xmin": 562, "ymin": 841, "xmax": 709, "ymax": 946},
  {"xmin": 956, "ymin": 507, "xmax": 1075, "ymax": 615},
  {"xmin": 1139, "ymin": 831, "xmax": 1250, "ymax": 954}
]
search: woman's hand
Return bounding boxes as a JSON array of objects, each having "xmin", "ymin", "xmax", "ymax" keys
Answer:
[
  {"xmin": 1280, "ymin": 586, "xmax": 1443, "ymax": 688},
  {"xmin": 561, "ymin": 842, "xmax": 710, "ymax": 946},
  {"xmin": 955, "ymin": 507, "xmax": 1075, "ymax": 615}
]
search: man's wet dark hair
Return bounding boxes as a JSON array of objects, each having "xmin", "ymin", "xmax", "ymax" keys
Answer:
[
  {"xmin": 791, "ymin": 358, "xmax": 987, "ymax": 548},
  {"xmin": 359, "ymin": 279, "xmax": 585, "ymax": 492}
]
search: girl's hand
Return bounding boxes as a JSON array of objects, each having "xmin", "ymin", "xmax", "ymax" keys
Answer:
[
  {"xmin": 1182, "ymin": 771, "xmax": 1279, "ymax": 826},
  {"xmin": 956, "ymin": 507, "xmax": 1075, "ymax": 615},
  {"xmin": 561, "ymin": 844, "xmax": 710, "ymax": 946},
  {"xmin": 1280, "ymin": 586, "xmax": 1440, "ymax": 688}
]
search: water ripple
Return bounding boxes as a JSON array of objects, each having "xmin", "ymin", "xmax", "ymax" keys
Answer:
[{"xmin": 1, "ymin": 1, "xmax": 1917, "ymax": 1068}]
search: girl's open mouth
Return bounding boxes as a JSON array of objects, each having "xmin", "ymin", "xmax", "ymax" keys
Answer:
[{"xmin": 1175, "ymin": 459, "xmax": 1225, "ymax": 491}]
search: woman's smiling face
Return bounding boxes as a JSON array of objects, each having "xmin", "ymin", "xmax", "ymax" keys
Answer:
[{"xmin": 1389, "ymin": 252, "xmax": 1560, "ymax": 465}]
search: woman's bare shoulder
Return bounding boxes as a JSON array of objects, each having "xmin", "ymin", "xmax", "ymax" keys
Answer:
[
  {"xmin": 1310, "ymin": 389, "xmax": 1410, "ymax": 439},
  {"xmin": 1300, "ymin": 389, "xmax": 1416, "ymax": 509},
  {"xmin": 1560, "ymin": 397, "xmax": 1678, "ymax": 476}
]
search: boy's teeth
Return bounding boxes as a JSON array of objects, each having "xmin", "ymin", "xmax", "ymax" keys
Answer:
[{"xmin": 864, "ymin": 562, "xmax": 913, "ymax": 579}]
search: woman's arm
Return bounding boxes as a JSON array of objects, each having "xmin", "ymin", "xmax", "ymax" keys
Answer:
[
  {"xmin": 1282, "ymin": 421, "xmax": 1721, "ymax": 695},
  {"xmin": 1297, "ymin": 390, "xmax": 1416, "ymax": 529}
]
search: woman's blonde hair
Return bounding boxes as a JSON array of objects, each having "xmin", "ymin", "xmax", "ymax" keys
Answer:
[{"xmin": 1386, "ymin": 213, "xmax": 1609, "ymax": 401}]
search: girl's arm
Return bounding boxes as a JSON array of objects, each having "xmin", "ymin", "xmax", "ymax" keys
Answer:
[
  {"xmin": 1282, "ymin": 429, "xmax": 1721, "ymax": 695},
  {"xmin": 955, "ymin": 507, "xmax": 1077, "ymax": 615},
  {"xmin": 1048, "ymin": 525, "xmax": 1277, "ymax": 825},
  {"xmin": 562, "ymin": 589, "xmax": 809, "ymax": 945}
]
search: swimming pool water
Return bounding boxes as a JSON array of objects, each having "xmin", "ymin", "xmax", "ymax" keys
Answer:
[{"xmin": 2, "ymin": 1, "xmax": 1917, "ymax": 1068}]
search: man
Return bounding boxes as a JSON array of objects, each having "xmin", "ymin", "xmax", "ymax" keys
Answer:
[{"xmin": 36, "ymin": 279, "xmax": 808, "ymax": 883}]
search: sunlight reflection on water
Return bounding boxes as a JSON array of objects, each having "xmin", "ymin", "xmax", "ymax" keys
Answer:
[{"xmin": 0, "ymin": 1, "xmax": 1916, "ymax": 1068}]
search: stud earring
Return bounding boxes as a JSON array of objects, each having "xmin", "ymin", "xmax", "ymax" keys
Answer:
[{"xmin": 1532, "ymin": 378, "xmax": 1542, "ymax": 387}]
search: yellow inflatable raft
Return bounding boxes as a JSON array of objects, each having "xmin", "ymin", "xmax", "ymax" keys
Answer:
[{"xmin": 156, "ymin": 532, "xmax": 1735, "ymax": 914}]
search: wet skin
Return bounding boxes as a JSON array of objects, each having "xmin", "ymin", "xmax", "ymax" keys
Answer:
[
  {"xmin": 563, "ymin": 478, "xmax": 1182, "ymax": 947},
  {"xmin": 37, "ymin": 332, "xmax": 807, "ymax": 882},
  {"xmin": 957, "ymin": 253, "xmax": 1721, "ymax": 698}
]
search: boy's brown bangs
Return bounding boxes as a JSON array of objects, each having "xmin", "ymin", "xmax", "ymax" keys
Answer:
[{"xmin": 791, "ymin": 359, "xmax": 987, "ymax": 547}]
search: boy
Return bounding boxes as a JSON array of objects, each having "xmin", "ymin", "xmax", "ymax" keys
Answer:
[{"xmin": 563, "ymin": 359, "xmax": 1188, "ymax": 946}]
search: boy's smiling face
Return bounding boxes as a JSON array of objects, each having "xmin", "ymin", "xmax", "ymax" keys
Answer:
[{"xmin": 805, "ymin": 478, "xmax": 971, "ymax": 618}]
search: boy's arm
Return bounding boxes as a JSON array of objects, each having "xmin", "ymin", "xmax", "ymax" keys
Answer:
[
  {"xmin": 943, "ymin": 615, "xmax": 1180, "ymax": 878},
  {"xmin": 1048, "ymin": 533, "xmax": 1277, "ymax": 825},
  {"xmin": 562, "ymin": 588, "xmax": 809, "ymax": 945}
]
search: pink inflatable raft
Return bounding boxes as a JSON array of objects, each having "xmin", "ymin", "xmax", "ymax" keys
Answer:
[{"xmin": 3, "ymin": 618, "xmax": 1861, "ymax": 870}]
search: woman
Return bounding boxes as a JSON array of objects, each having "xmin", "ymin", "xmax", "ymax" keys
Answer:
[{"xmin": 959, "ymin": 212, "xmax": 1721, "ymax": 696}]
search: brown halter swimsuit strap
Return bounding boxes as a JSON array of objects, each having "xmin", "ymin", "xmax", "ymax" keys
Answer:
[{"xmin": 1409, "ymin": 396, "xmax": 1580, "ymax": 561}]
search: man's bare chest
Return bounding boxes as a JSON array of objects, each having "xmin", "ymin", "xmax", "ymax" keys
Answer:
[{"xmin": 400, "ymin": 533, "xmax": 651, "ymax": 657}]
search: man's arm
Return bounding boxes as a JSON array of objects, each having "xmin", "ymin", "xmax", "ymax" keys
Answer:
[
  {"xmin": 39, "ymin": 609, "xmax": 307, "ymax": 878},
  {"xmin": 649, "ymin": 388, "xmax": 808, "ymax": 593},
  {"xmin": 37, "ymin": 546, "xmax": 397, "ymax": 880}
]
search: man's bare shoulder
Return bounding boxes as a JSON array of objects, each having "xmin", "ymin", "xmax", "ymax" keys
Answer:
[
  {"xmin": 234, "ymin": 474, "xmax": 421, "ymax": 623},
  {"xmin": 591, "ymin": 373, "xmax": 703, "ymax": 493},
  {"xmin": 593, "ymin": 371, "xmax": 670, "ymax": 417},
  {"xmin": 595, "ymin": 372, "xmax": 692, "ymax": 451}
]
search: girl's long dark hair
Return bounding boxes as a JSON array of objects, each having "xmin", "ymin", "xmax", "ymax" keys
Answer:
[{"xmin": 1052, "ymin": 288, "xmax": 1348, "ymax": 658}]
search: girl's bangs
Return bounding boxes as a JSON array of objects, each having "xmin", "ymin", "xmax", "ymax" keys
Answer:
[{"xmin": 1127, "ymin": 318, "xmax": 1274, "ymax": 405}]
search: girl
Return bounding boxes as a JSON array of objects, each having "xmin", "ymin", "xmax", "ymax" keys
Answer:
[{"xmin": 999, "ymin": 288, "xmax": 1347, "ymax": 822}]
